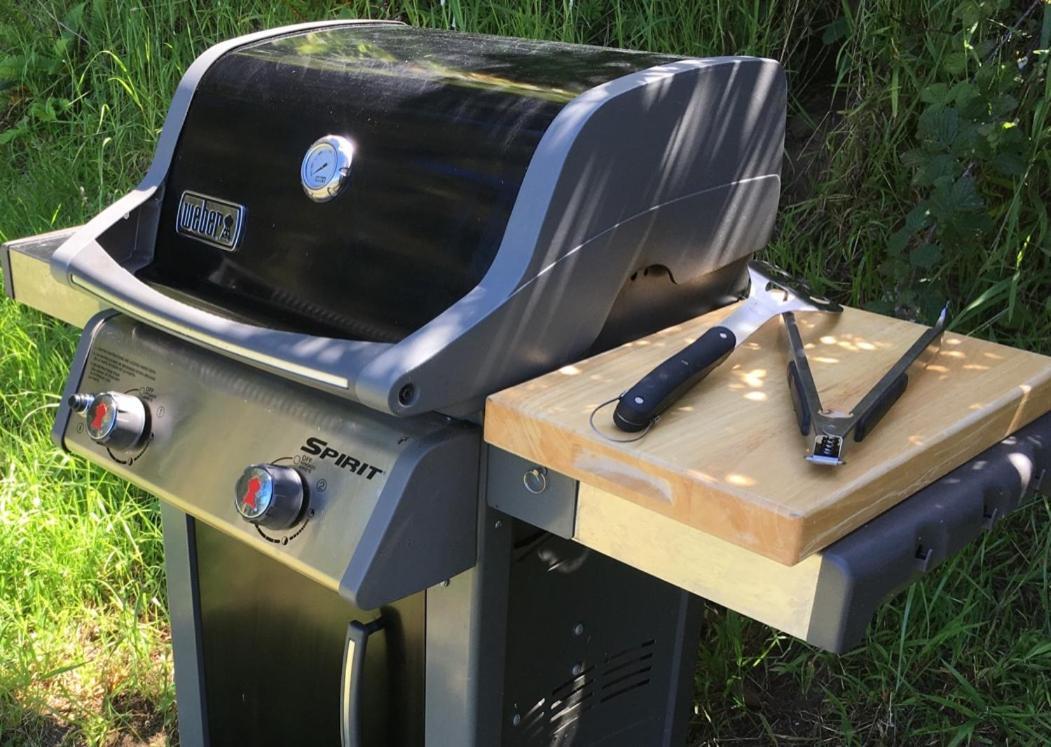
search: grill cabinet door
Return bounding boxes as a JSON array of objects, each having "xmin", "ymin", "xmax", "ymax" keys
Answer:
[{"xmin": 194, "ymin": 521, "xmax": 425, "ymax": 745}]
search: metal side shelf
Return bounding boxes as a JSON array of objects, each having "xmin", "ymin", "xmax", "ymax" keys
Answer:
[
  {"xmin": 2, "ymin": 226, "xmax": 107, "ymax": 327},
  {"xmin": 807, "ymin": 411, "xmax": 1049, "ymax": 652}
]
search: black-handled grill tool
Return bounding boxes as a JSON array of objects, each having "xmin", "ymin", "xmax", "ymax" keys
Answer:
[
  {"xmin": 783, "ymin": 304, "xmax": 949, "ymax": 466},
  {"xmin": 612, "ymin": 260, "xmax": 842, "ymax": 433}
]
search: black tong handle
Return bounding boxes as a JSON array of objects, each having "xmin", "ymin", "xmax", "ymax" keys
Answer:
[
  {"xmin": 613, "ymin": 326, "xmax": 737, "ymax": 432},
  {"xmin": 852, "ymin": 372, "xmax": 909, "ymax": 442}
]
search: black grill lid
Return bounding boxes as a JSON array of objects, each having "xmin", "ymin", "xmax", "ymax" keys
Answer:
[
  {"xmin": 54, "ymin": 21, "xmax": 785, "ymax": 416},
  {"xmin": 140, "ymin": 26, "xmax": 677, "ymax": 341}
]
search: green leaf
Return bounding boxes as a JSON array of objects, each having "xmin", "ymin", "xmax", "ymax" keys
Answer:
[
  {"xmin": 0, "ymin": 120, "xmax": 29, "ymax": 145},
  {"xmin": 991, "ymin": 94, "xmax": 1019, "ymax": 117},
  {"xmin": 927, "ymin": 177, "xmax": 985, "ymax": 229},
  {"xmin": 947, "ymin": 176, "xmax": 984, "ymax": 212},
  {"xmin": 0, "ymin": 54, "xmax": 25, "ymax": 82},
  {"xmin": 918, "ymin": 107, "xmax": 959, "ymax": 150},
  {"xmin": 920, "ymin": 83, "xmax": 950, "ymax": 105},
  {"xmin": 948, "ymin": 81, "xmax": 978, "ymax": 106},
  {"xmin": 36, "ymin": 53, "xmax": 61, "ymax": 76},
  {"xmin": 822, "ymin": 17, "xmax": 849, "ymax": 45},
  {"xmin": 52, "ymin": 35, "xmax": 72, "ymax": 61},
  {"xmin": 905, "ymin": 203, "xmax": 931, "ymax": 232},
  {"xmin": 958, "ymin": 93, "xmax": 986, "ymax": 120},
  {"xmin": 942, "ymin": 52, "xmax": 968, "ymax": 75},
  {"xmin": 956, "ymin": 0, "xmax": 983, "ymax": 26},
  {"xmin": 28, "ymin": 100, "xmax": 56, "ymax": 123},
  {"xmin": 62, "ymin": 1, "xmax": 88, "ymax": 34},
  {"xmin": 950, "ymin": 119, "xmax": 982, "ymax": 156},
  {"xmin": 972, "ymin": 39, "xmax": 997, "ymax": 60},
  {"xmin": 901, "ymin": 148, "xmax": 926, "ymax": 168},
  {"xmin": 910, "ymin": 243, "xmax": 942, "ymax": 269},
  {"xmin": 887, "ymin": 228, "xmax": 912, "ymax": 255},
  {"xmin": 991, "ymin": 150, "xmax": 1027, "ymax": 176},
  {"xmin": 914, "ymin": 153, "xmax": 959, "ymax": 187}
]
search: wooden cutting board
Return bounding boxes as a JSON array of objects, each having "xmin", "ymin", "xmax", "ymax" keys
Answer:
[{"xmin": 484, "ymin": 304, "xmax": 1051, "ymax": 565}]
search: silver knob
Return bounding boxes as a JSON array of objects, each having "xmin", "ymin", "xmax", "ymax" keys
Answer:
[
  {"xmin": 234, "ymin": 464, "xmax": 306, "ymax": 530},
  {"xmin": 70, "ymin": 392, "xmax": 148, "ymax": 450}
]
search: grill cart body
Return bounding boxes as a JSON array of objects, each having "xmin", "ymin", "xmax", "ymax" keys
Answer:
[{"xmin": 2, "ymin": 21, "xmax": 1048, "ymax": 747}]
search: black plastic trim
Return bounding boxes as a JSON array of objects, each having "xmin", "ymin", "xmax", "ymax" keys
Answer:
[{"xmin": 806, "ymin": 412, "xmax": 1050, "ymax": 653}]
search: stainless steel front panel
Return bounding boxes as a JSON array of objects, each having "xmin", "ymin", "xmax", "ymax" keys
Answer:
[{"xmin": 58, "ymin": 314, "xmax": 475, "ymax": 599}]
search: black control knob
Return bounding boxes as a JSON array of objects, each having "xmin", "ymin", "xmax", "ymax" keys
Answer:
[
  {"xmin": 234, "ymin": 464, "xmax": 306, "ymax": 530},
  {"xmin": 69, "ymin": 392, "xmax": 149, "ymax": 450}
]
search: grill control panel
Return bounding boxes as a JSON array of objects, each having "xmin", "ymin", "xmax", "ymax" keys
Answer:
[{"xmin": 56, "ymin": 313, "xmax": 480, "ymax": 608}]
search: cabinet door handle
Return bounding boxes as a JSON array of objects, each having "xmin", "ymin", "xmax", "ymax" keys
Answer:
[{"xmin": 340, "ymin": 618, "xmax": 385, "ymax": 747}]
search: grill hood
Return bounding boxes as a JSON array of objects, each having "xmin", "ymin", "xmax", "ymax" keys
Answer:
[
  {"xmin": 143, "ymin": 25, "xmax": 678, "ymax": 342},
  {"xmin": 49, "ymin": 21, "xmax": 786, "ymax": 416}
]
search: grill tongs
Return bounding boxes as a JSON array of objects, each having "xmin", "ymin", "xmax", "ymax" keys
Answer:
[
  {"xmin": 783, "ymin": 305, "xmax": 949, "ymax": 466},
  {"xmin": 611, "ymin": 260, "xmax": 842, "ymax": 434}
]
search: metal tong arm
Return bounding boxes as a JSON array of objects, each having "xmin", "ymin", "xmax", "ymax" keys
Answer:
[
  {"xmin": 783, "ymin": 311, "xmax": 825, "ymax": 434},
  {"xmin": 845, "ymin": 306, "xmax": 948, "ymax": 435},
  {"xmin": 784, "ymin": 306, "xmax": 949, "ymax": 461}
]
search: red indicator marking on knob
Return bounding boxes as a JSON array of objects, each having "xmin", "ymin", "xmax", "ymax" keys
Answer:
[
  {"xmin": 242, "ymin": 476, "xmax": 261, "ymax": 510},
  {"xmin": 90, "ymin": 402, "xmax": 109, "ymax": 432}
]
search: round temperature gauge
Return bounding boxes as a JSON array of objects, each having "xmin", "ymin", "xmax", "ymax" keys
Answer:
[{"xmin": 300, "ymin": 135, "xmax": 355, "ymax": 203}]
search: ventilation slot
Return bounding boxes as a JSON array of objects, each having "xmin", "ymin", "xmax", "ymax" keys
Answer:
[
  {"xmin": 598, "ymin": 639, "xmax": 654, "ymax": 704},
  {"xmin": 515, "ymin": 639, "xmax": 657, "ymax": 744},
  {"xmin": 519, "ymin": 668, "xmax": 596, "ymax": 741}
]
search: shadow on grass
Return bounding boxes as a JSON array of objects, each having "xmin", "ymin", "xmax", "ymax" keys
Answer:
[{"xmin": 0, "ymin": 690, "xmax": 175, "ymax": 747}]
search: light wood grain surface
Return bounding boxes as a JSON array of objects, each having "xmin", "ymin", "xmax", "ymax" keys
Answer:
[
  {"xmin": 485, "ymin": 304, "xmax": 1051, "ymax": 565},
  {"xmin": 575, "ymin": 483, "xmax": 825, "ymax": 639}
]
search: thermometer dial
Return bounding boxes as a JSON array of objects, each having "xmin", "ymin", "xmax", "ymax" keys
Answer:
[{"xmin": 300, "ymin": 135, "xmax": 355, "ymax": 202}]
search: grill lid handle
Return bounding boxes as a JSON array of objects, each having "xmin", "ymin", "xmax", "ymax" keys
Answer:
[{"xmin": 57, "ymin": 235, "xmax": 386, "ymax": 395}]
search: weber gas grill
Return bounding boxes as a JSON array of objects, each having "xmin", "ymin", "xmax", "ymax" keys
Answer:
[{"xmin": 3, "ymin": 21, "xmax": 1048, "ymax": 747}]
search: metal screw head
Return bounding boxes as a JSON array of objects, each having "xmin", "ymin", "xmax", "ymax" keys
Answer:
[
  {"xmin": 572, "ymin": 623, "xmax": 584, "ymax": 636},
  {"xmin": 571, "ymin": 662, "xmax": 584, "ymax": 676},
  {"xmin": 523, "ymin": 467, "xmax": 548, "ymax": 494},
  {"xmin": 512, "ymin": 713, "xmax": 521, "ymax": 727}
]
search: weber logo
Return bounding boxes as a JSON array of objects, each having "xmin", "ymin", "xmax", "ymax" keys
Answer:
[{"xmin": 176, "ymin": 191, "xmax": 244, "ymax": 250}]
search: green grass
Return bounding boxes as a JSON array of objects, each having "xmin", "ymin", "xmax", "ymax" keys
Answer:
[
  {"xmin": 1, "ymin": 1, "xmax": 1049, "ymax": 745},
  {"xmin": 0, "ymin": 302, "xmax": 172, "ymax": 744}
]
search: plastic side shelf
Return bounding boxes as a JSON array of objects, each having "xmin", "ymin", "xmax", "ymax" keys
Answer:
[{"xmin": 807, "ymin": 411, "xmax": 1049, "ymax": 653}]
